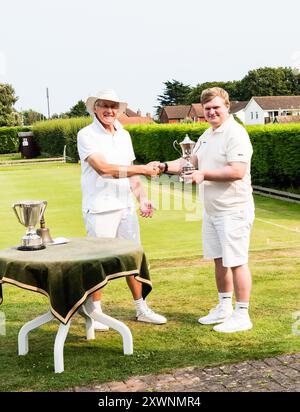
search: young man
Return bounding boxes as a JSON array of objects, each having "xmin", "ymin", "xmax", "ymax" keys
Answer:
[
  {"xmin": 77, "ymin": 89, "xmax": 167, "ymax": 330},
  {"xmin": 160, "ymin": 87, "xmax": 254, "ymax": 333}
]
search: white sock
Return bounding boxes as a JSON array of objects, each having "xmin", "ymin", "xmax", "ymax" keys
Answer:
[
  {"xmin": 235, "ymin": 301, "xmax": 249, "ymax": 315},
  {"xmin": 91, "ymin": 299, "xmax": 102, "ymax": 312},
  {"xmin": 134, "ymin": 298, "xmax": 146, "ymax": 314},
  {"xmin": 218, "ymin": 292, "xmax": 233, "ymax": 305}
]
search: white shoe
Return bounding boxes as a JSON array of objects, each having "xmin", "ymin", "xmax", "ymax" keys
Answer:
[
  {"xmin": 198, "ymin": 303, "xmax": 233, "ymax": 325},
  {"xmin": 93, "ymin": 320, "xmax": 109, "ymax": 331},
  {"xmin": 213, "ymin": 311, "xmax": 253, "ymax": 333},
  {"xmin": 136, "ymin": 307, "xmax": 167, "ymax": 324}
]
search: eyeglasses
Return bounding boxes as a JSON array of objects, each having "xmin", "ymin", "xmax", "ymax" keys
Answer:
[{"xmin": 95, "ymin": 101, "xmax": 119, "ymax": 110}]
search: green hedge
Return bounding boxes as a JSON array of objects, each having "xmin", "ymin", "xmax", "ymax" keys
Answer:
[
  {"xmin": 0, "ymin": 126, "xmax": 31, "ymax": 154},
  {"xmin": 127, "ymin": 123, "xmax": 209, "ymax": 163},
  {"xmin": 248, "ymin": 123, "xmax": 300, "ymax": 188},
  {"xmin": 32, "ymin": 118, "xmax": 91, "ymax": 159},
  {"xmin": 30, "ymin": 119, "xmax": 300, "ymax": 189}
]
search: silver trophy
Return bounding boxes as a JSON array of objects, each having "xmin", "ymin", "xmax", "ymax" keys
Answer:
[
  {"xmin": 12, "ymin": 200, "xmax": 47, "ymax": 250},
  {"xmin": 173, "ymin": 134, "xmax": 196, "ymax": 182}
]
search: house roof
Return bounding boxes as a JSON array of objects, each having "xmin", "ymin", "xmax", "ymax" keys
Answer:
[
  {"xmin": 189, "ymin": 101, "xmax": 248, "ymax": 117},
  {"xmin": 229, "ymin": 101, "xmax": 248, "ymax": 113},
  {"xmin": 253, "ymin": 96, "xmax": 300, "ymax": 110},
  {"xmin": 189, "ymin": 103, "xmax": 204, "ymax": 117},
  {"xmin": 118, "ymin": 113, "xmax": 153, "ymax": 125},
  {"xmin": 125, "ymin": 108, "xmax": 138, "ymax": 117},
  {"xmin": 161, "ymin": 105, "xmax": 190, "ymax": 119},
  {"xmin": 274, "ymin": 115, "xmax": 300, "ymax": 123}
]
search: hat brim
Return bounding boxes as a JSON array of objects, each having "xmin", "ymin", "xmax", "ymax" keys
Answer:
[{"xmin": 86, "ymin": 97, "xmax": 127, "ymax": 116}]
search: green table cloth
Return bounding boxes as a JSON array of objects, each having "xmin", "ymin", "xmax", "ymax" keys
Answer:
[{"xmin": 0, "ymin": 237, "xmax": 152, "ymax": 324}]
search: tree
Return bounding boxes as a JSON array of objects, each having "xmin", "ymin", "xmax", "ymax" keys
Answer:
[
  {"xmin": 157, "ymin": 67, "xmax": 300, "ymax": 115},
  {"xmin": 22, "ymin": 109, "xmax": 46, "ymax": 125},
  {"xmin": 0, "ymin": 83, "xmax": 18, "ymax": 126},
  {"xmin": 67, "ymin": 100, "xmax": 89, "ymax": 118},
  {"xmin": 186, "ymin": 80, "xmax": 242, "ymax": 104},
  {"xmin": 156, "ymin": 80, "xmax": 191, "ymax": 114},
  {"xmin": 238, "ymin": 67, "xmax": 300, "ymax": 100}
]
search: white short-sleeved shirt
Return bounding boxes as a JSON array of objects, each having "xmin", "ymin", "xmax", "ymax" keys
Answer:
[
  {"xmin": 193, "ymin": 115, "xmax": 254, "ymax": 216},
  {"xmin": 77, "ymin": 117, "xmax": 135, "ymax": 213}
]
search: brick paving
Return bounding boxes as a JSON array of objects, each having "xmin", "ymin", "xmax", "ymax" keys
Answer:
[{"xmin": 71, "ymin": 353, "xmax": 300, "ymax": 392}]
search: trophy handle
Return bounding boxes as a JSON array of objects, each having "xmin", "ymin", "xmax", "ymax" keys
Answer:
[
  {"xmin": 40, "ymin": 201, "xmax": 47, "ymax": 222},
  {"xmin": 173, "ymin": 140, "xmax": 182, "ymax": 156},
  {"xmin": 12, "ymin": 203, "xmax": 25, "ymax": 226}
]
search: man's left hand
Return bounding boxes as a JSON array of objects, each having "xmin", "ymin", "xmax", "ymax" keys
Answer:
[
  {"xmin": 140, "ymin": 199, "xmax": 154, "ymax": 218},
  {"xmin": 183, "ymin": 170, "xmax": 204, "ymax": 184}
]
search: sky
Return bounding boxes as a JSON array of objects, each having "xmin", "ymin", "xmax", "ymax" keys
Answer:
[{"xmin": 1, "ymin": 0, "xmax": 300, "ymax": 117}]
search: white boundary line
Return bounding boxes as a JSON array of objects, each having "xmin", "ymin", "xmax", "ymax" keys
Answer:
[
  {"xmin": 255, "ymin": 218, "xmax": 300, "ymax": 233},
  {"xmin": 142, "ymin": 178, "xmax": 300, "ymax": 230}
]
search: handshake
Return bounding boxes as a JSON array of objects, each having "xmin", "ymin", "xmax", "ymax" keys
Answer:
[
  {"xmin": 143, "ymin": 161, "xmax": 204, "ymax": 184},
  {"xmin": 144, "ymin": 161, "xmax": 167, "ymax": 177}
]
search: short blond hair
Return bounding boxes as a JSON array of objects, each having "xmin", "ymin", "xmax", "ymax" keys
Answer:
[{"xmin": 201, "ymin": 87, "xmax": 230, "ymax": 107}]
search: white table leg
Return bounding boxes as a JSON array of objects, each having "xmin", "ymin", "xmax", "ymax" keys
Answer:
[
  {"xmin": 18, "ymin": 310, "xmax": 54, "ymax": 356},
  {"xmin": 18, "ymin": 301, "xmax": 133, "ymax": 374},
  {"xmin": 82, "ymin": 303, "xmax": 133, "ymax": 355},
  {"xmin": 77, "ymin": 306, "xmax": 95, "ymax": 340},
  {"xmin": 54, "ymin": 320, "xmax": 71, "ymax": 373}
]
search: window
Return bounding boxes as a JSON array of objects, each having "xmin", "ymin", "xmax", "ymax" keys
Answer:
[
  {"xmin": 256, "ymin": 112, "xmax": 258, "ymax": 119},
  {"xmin": 251, "ymin": 112, "xmax": 253, "ymax": 119}
]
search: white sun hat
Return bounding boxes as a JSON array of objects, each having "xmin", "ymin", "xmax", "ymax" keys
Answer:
[{"xmin": 85, "ymin": 89, "xmax": 127, "ymax": 115}]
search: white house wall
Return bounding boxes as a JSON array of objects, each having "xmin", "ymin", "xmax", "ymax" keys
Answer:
[
  {"xmin": 234, "ymin": 110, "xmax": 245, "ymax": 124},
  {"xmin": 244, "ymin": 100, "xmax": 265, "ymax": 125}
]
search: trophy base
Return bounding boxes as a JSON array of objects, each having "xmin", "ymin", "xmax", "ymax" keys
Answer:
[
  {"xmin": 179, "ymin": 166, "xmax": 195, "ymax": 183},
  {"xmin": 17, "ymin": 245, "xmax": 46, "ymax": 251}
]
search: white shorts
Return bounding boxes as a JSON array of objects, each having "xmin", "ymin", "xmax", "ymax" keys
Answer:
[
  {"xmin": 83, "ymin": 207, "xmax": 141, "ymax": 244},
  {"xmin": 202, "ymin": 206, "xmax": 255, "ymax": 268}
]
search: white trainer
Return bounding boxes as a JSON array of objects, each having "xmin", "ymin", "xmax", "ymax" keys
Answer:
[
  {"xmin": 93, "ymin": 320, "xmax": 109, "ymax": 331},
  {"xmin": 213, "ymin": 311, "xmax": 253, "ymax": 333},
  {"xmin": 198, "ymin": 303, "xmax": 233, "ymax": 325},
  {"xmin": 136, "ymin": 308, "xmax": 167, "ymax": 324}
]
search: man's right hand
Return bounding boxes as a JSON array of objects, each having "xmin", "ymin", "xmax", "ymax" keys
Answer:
[{"xmin": 144, "ymin": 161, "xmax": 162, "ymax": 176}]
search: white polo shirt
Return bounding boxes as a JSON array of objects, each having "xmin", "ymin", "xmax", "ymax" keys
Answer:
[
  {"xmin": 193, "ymin": 115, "xmax": 253, "ymax": 216},
  {"xmin": 77, "ymin": 117, "xmax": 135, "ymax": 213}
]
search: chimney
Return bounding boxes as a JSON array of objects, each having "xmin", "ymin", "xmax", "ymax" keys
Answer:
[{"xmin": 137, "ymin": 109, "xmax": 142, "ymax": 117}]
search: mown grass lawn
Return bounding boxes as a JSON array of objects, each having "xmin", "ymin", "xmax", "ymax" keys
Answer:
[
  {"xmin": 0, "ymin": 153, "xmax": 22, "ymax": 161},
  {"xmin": 0, "ymin": 163, "xmax": 299, "ymax": 391}
]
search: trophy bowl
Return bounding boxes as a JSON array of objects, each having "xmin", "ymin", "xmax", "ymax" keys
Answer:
[
  {"xmin": 12, "ymin": 200, "xmax": 47, "ymax": 251},
  {"xmin": 173, "ymin": 134, "xmax": 196, "ymax": 182}
]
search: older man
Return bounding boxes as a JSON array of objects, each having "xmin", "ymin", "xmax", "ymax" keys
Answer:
[
  {"xmin": 159, "ymin": 87, "xmax": 254, "ymax": 333},
  {"xmin": 77, "ymin": 89, "xmax": 166, "ymax": 329}
]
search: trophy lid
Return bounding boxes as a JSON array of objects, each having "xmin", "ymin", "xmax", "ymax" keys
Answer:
[
  {"xmin": 179, "ymin": 134, "xmax": 195, "ymax": 149},
  {"xmin": 181, "ymin": 134, "xmax": 194, "ymax": 144}
]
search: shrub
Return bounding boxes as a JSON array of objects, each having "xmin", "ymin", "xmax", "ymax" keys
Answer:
[
  {"xmin": 248, "ymin": 123, "xmax": 300, "ymax": 188},
  {"xmin": 0, "ymin": 126, "xmax": 31, "ymax": 153},
  {"xmin": 33, "ymin": 118, "xmax": 91, "ymax": 160},
  {"xmin": 30, "ymin": 118, "xmax": 300, "ymax": 189},
  {"xmin": 127, "ymin": 123, "xmax": 209, "ymax": 163}
]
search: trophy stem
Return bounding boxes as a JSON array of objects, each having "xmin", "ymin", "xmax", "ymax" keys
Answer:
[{"xmin": 26, "ymin": 225, "xmax": 36, "ymax": 235}]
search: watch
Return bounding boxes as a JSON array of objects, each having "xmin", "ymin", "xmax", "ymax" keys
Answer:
[{"xmin": 164, "ymin": 162, "xmax": 168, "ymax": 173}]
